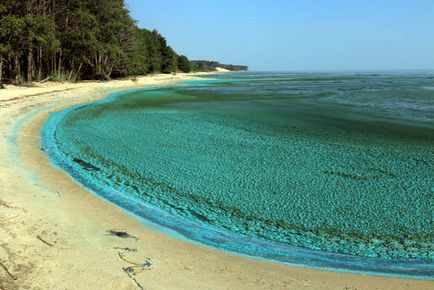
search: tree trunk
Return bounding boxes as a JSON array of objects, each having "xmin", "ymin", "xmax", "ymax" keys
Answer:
[
  {"xmin": 8, "ymin": 55, "xmax": 12, "ymax": 78},
  {"xmin": 74, "ymin": 61, "xmax": 83, "ymax": 81},
  {"xmin": 68, "ymin": 54, "xmax": 75, "ymax": 80},
  {"xmin": 52, "ymin": 52, "xmax": 55, "ymax": 74},
  {"xmin": 0, "ymin": 55, "xmax": 3, "ymax": 84},
  {"xmin": 14, "ymin": 55, "xmax": 20, "ymax": 82},
  {"xmin": 37, "ymin": 46, "xmax": 42, "ymax": 81},
  {"xmin": 58, "ymin": 51, "xmax": 62, "ymax": 79},
  {"xmin": 27, "ymin": 46, "xmax": 33, "ymax": 82},
  {"xmin": 107, "ymin": 65, "xmax": 113, "ymax": 78}
]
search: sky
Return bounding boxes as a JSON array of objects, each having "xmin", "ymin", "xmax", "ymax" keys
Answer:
[{"xmin": 125, "ymin": 0, "xmax": 434, "ymax": 71}]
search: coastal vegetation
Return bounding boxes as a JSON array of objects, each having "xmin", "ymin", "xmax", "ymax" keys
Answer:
[
  {"xmin": 191, "ymin": 60, "xmax": 248, "ymax": 72},
  {"xmin": 0, "ymin": 0, "xmax": 222, "ymax": 85}
]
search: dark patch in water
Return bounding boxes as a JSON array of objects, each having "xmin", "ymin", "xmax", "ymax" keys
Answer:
[
  {"xmin": 72, "ymin": 157, "xmax": 100, "ymax": 171},
  {"xmin": 323, "ymin": 170, "xmax": 368, "ymax": 180},
  {"xmin": 191, "ymin": 212, "xmax": 212, "ymax": 223}
]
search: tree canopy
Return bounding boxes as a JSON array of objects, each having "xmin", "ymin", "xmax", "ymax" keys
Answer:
[
  {"xmin": 0, "ymin": 0, "xmax": 191, "ymax": 84},
  {"xmin": 190, "ymin": 60, "xmax": 248, "ymax": 72}
]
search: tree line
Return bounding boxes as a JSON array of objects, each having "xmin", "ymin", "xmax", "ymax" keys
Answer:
[
  {"xmin": 190, "ymin": 60, "xmax": 248, "ymax": 72},
  {"xmin": 0, "ymin": 0, "xmax": 192, "ymax": 85}
]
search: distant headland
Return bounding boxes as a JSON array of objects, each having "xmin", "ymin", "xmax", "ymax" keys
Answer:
[{"xmin": 191, "ymin": 61, "xmax": 249, "ymax": 72}]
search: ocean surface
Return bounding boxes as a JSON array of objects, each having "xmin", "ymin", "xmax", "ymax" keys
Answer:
[{"xmin": 42, "ymin": 72, "xmax": 434, "ymax": 277}]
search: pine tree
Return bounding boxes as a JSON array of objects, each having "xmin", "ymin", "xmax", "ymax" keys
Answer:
[
  {"xmin": 177, "ymin": 55, "xmax": 191, "ymax": 73},
  {"xmin": 0, "ymin": 0, "xmax": 194, "ymax": 83},
  {"xmin": 157, "ymin": 33, "xmax": 177, "ymax": 74}
]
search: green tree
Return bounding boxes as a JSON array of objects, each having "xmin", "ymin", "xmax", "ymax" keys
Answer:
[
  {"xmin": 126, "ymin": 28, "xmax": 150, "ymax": 76},
  {"xmin": 177, "ymin": 55, "xmax": 191, "ymax": 73},
  {"xmin": 0, "ymin": 0, "xmax": 195, "ymax": 82},
  {"xmin": 157, "ymin": 33, "xmax": 177, "ymax": 74},
  {"xmin": 59, "ymin": 2, "xmax": 98, "ymax": 80},
  {"xmin": 0, "ymin": 1, "xmax": 25, "ymax": 83}
]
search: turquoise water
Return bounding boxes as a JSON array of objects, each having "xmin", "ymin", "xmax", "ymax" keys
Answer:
[{"xmin": 43, "ymin": 72, "xmax": 434, "ymax": 277}]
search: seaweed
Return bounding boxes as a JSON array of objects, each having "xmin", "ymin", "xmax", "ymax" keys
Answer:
[
  {"xmin": 107, "ymin": 230, "xmax": 139, "ymax": 240},
  {"xmin": 72, "ymin": 158, "xmax": 100, "ymax": 171}
]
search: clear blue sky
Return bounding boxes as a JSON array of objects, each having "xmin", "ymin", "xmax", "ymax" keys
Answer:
[{"xmin": 125, "ymin": 0, "xmax": 434, "ymax": 71}]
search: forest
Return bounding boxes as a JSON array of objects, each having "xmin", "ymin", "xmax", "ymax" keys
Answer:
[
  {"xmin": 191, "ymin": 61, "xmax": 248, "ymax": 72},
  {"xmin": 0, "ymin": 0, "xmax": 193, "ymax": 85}
]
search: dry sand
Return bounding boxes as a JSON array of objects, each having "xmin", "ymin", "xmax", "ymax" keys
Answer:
[{"xmin": 0, "ymin": 74, "xmax": 432, "ymax": 289}]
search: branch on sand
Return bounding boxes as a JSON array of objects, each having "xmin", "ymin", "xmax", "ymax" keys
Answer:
[
  {"xmin": 123, "ymin": 267, "xmax": 145, "ymax": 290},
  {"xmin": 118, "ymin": 252, "xmax": 153, "ymax": 272},
  {"xmin": 118, "ymin": 252, "xmax": 142, "ymax": 267},
  {"xmin": 0, "ymin": 200, "xmax": 10, "ymax": 209},
  {"xmin": 117, "ymin": 251, "xmax": 153, "ymax": 290},
  {"xmin": 36, "ymin": 235, "xmax": 54, "ymax": 247},
  {"xmin": 0, "ymin": 262, "xmax": 16, "ymax": 280},
  {"xmin": 0, "ymin": 199, "xmax": 24, "ymax": 211},
  {"xmin": 113, "ymin": 247, "xmax": 137, "ymax": 252},
  {"xmin": 40, "ymin": 76, "xmax": 51, "ymax": 83}
]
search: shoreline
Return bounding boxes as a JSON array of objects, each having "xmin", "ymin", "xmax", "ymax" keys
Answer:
[
  {"xmin": 41, "ymin": 84, "xmax": 433, "ymax": 279},
  {"xmin": 0, "ymin": 74, "xmax": 432, "ymax": 289}
]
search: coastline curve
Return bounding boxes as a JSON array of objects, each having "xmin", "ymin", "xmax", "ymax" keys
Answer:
[{"xmin": 40, "ymin": 83, "xmax": 434, "ymax": 280}]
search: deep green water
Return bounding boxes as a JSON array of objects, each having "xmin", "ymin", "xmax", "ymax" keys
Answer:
[{"xmin": 49, "ymin": 72, "xmax": 434, "ymax": 264}]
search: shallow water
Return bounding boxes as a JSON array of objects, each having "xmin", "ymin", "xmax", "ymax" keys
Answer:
[{"xmin": 43, "ymin": 72, "xmax": 434, "ymax": 276}]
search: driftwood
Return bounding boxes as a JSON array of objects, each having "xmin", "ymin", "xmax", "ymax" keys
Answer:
[
  {"xmin": 36, "ymin": 235, "xmax": 54, "ymax": 247},
  {"xmin": 117, "ymin": 251, "xmax": 152, "ymax": 290},
  {"xmin": 113, "ymin": 247, "xmax": 137, "ymax": 252},
  {"xmin": 117, "ymin": 252, "xmax": 153, "ymax": 271},
  {"xmin": 40, "ymin": 76, "xmax": 51, "ymax": 83},
  {"xmin": 0, "ymin": 200, "xmax": 21, "ymax": 211},
  {"xmin": 0, "ymin": 262, "xmax": 16, "ymax": 280},
  {"xmin": 118, "ymin": 252, "xmax": 141, "ymax": 267},
  {"xmin": 0, "ymin": 200, "xmax": 10, "ymax": 208},
  {"xmin": 123, "ymin": 267, "xmax": 144, "ymax": 290}
]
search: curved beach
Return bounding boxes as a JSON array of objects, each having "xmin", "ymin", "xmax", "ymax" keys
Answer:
[{"xmin": 0, "ymin": 75, "xmax": 433, "ymax": 290}]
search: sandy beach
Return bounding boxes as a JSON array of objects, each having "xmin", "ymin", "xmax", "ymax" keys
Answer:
[{"xmin": 0, "ymin": 74, "xmax": 432, "ymax": 290}]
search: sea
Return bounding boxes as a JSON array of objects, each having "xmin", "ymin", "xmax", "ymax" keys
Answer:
[{"xmin": 42, "ymin": 72, "xmax": 434, "ymax": 278}]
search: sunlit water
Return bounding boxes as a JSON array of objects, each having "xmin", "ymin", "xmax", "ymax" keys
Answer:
[{"xmin": 42, "ymin": 72, "xmax": 434, "ymax": 277}]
